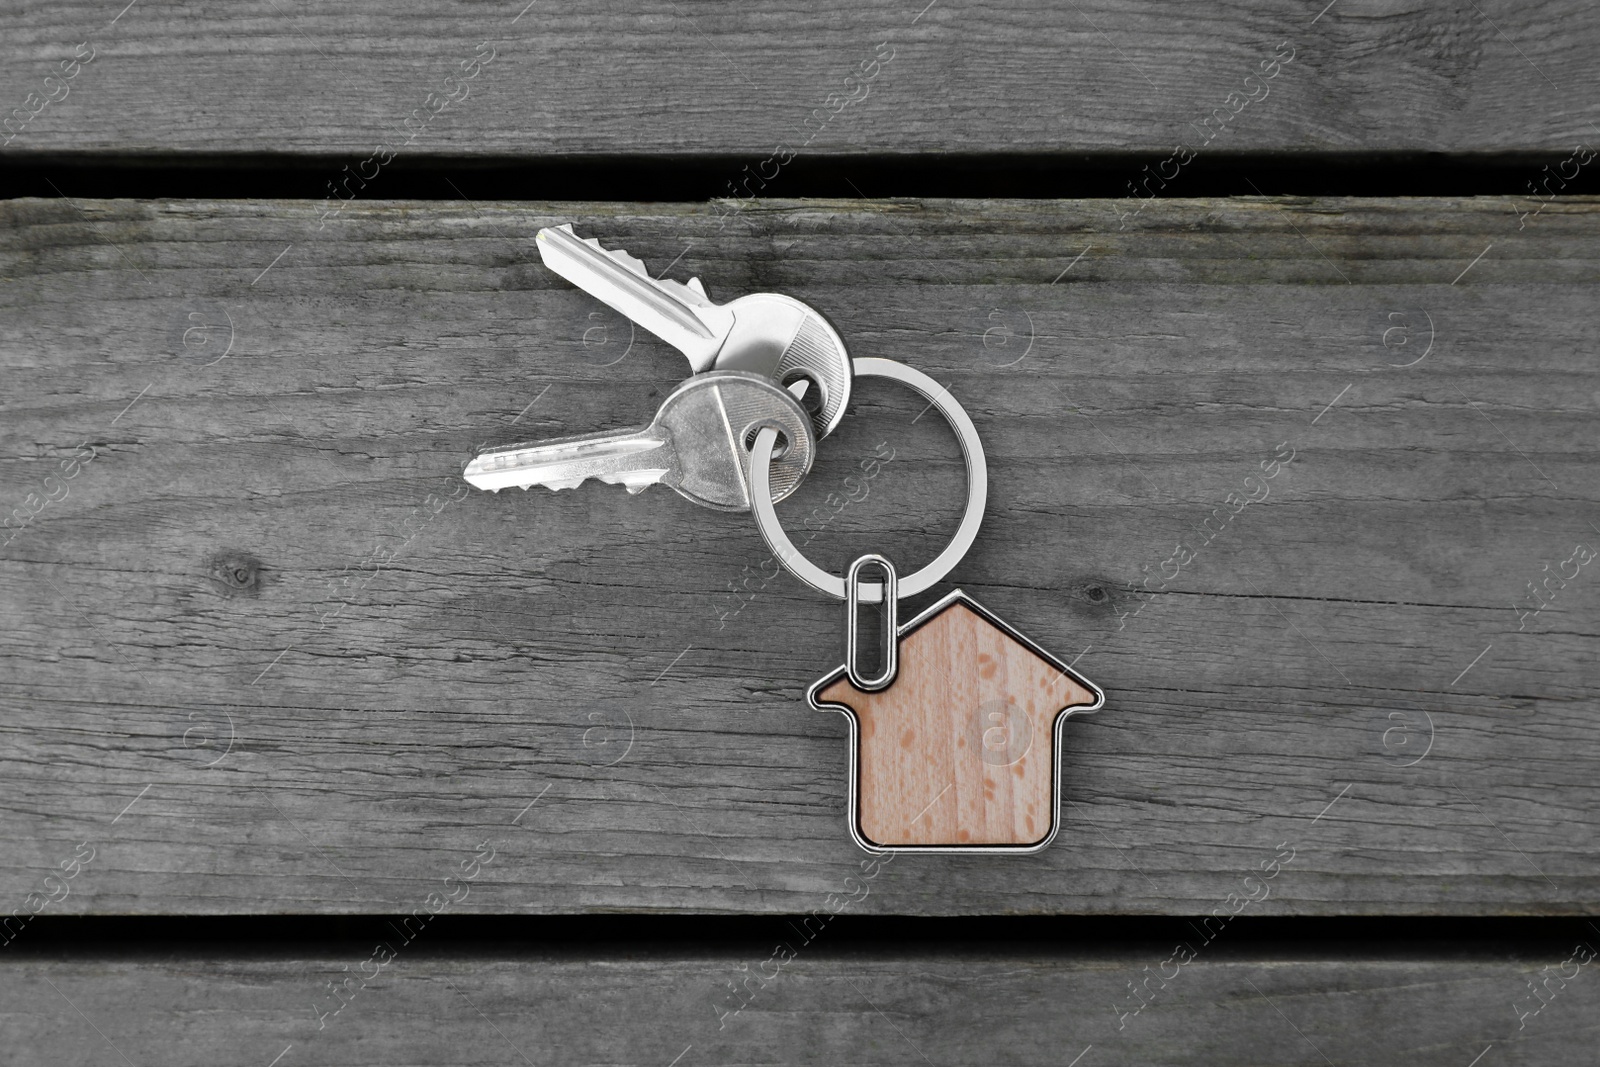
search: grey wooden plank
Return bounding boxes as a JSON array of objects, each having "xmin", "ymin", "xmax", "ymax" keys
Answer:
[
  {"xmin": 4, "ymin": 945, "xmax": 1600, "ymax": 1065},
  {"xmin": 0, "ymin": 1, "xmax": 1597, "ymax": 159},
  {"xmin": 1, "ymin": 196, "xmax": 1598, "ymax": 916}
]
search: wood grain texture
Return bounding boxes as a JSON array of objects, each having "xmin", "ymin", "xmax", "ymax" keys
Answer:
[
  {"xmin": 2, "ymin": 196, "xmax": 1599, "ymax": 915},
  {"xmin": 1, "ymin": 1, "xmax": 1598, "ymax": 158},
  {"xmin": 813, "ymin": 593, "xmax": 1101, "ymax": 849},
  {"xmin": 4, "ymin": 944, "xmax": 1600, "ymax": 1066}
]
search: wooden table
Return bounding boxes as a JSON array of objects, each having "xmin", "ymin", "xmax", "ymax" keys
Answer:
[{"xmin": 3, "ymin": 3, "xmax": 1598, "ymax": 1064}]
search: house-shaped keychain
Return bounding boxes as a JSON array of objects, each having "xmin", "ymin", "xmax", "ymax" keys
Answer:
[{"xmin": 809, "ymin": 590, "xmax": 1104, "ymax": 853}]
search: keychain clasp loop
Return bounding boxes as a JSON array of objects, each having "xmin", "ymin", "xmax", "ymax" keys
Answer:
[{"xmin": 846, "ymin": 554, "xmax": 898, "ymax": 691}]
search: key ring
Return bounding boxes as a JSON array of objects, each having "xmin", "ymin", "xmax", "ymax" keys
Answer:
[{"xmin": 747, "ymin": 357, "xmax": 988, "ymax": 604}]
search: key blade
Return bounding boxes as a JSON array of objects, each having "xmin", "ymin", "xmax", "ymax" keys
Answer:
[
  {"xmin": 659, "ymin": 276, "xmax": 713, "ymax": 307},
  {"xmin": 537, "ymin": 225, "xmax": 734, "ymax": 370},
  {"xmin": 463, "ymin": 427, "xmax": 673, "ymax": 494}
]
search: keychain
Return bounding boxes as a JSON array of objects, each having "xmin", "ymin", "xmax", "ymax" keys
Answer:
[
  {"xmin": 747, "ymin": 357, "xmax": 1104, "ymax": 853},
  {"xmin": 461, "ymin": 226, "xmax": 1103, "ymax": 855}
]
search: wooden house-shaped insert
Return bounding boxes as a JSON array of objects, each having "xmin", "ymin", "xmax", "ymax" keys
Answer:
[{"xmin": 809, "ymin": 590, "xmax": 1103, "ymax": 852}]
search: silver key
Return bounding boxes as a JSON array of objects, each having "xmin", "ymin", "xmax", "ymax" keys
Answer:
[
  {"xmin": 462, "ymin": 371, "xmax": 814, "ymax": 511},
  {"xmin": 537, "ymin": 224, "xmax": 853, "ymax": 439}
]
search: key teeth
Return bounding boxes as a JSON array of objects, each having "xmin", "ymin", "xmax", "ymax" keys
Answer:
[
  {"xmin": 575, "ymin": 232, "xmax": 650, "ymax": 278},
  {"xmin": 604, "ymin": 471, "xmax": 664, "ymax": 492},
  {"xmin": 556, "ymin": 222, "xmax": 665, "ymax": 282},
  {"xmin": 502, "ymin": 473, "xmax": 665, "ymax": 494}
]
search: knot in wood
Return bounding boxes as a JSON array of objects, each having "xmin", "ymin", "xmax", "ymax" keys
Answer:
[{"xmin": 207, "ymin": 552, "xmax": 264, "ymax": 596}]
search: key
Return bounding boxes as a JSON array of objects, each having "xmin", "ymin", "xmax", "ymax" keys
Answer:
[
  {"xmin": 537, "ymin": 224, "xmax": 853, "ymax": 439},
  {"xmin": 462, "ymin": 371, "xmax": 815, "ymax": 511}
]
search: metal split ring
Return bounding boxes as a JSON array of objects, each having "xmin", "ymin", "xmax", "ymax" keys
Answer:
[{"xmin": 748, "ymin": 356, "xmax": 988, "ymax": 604}]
